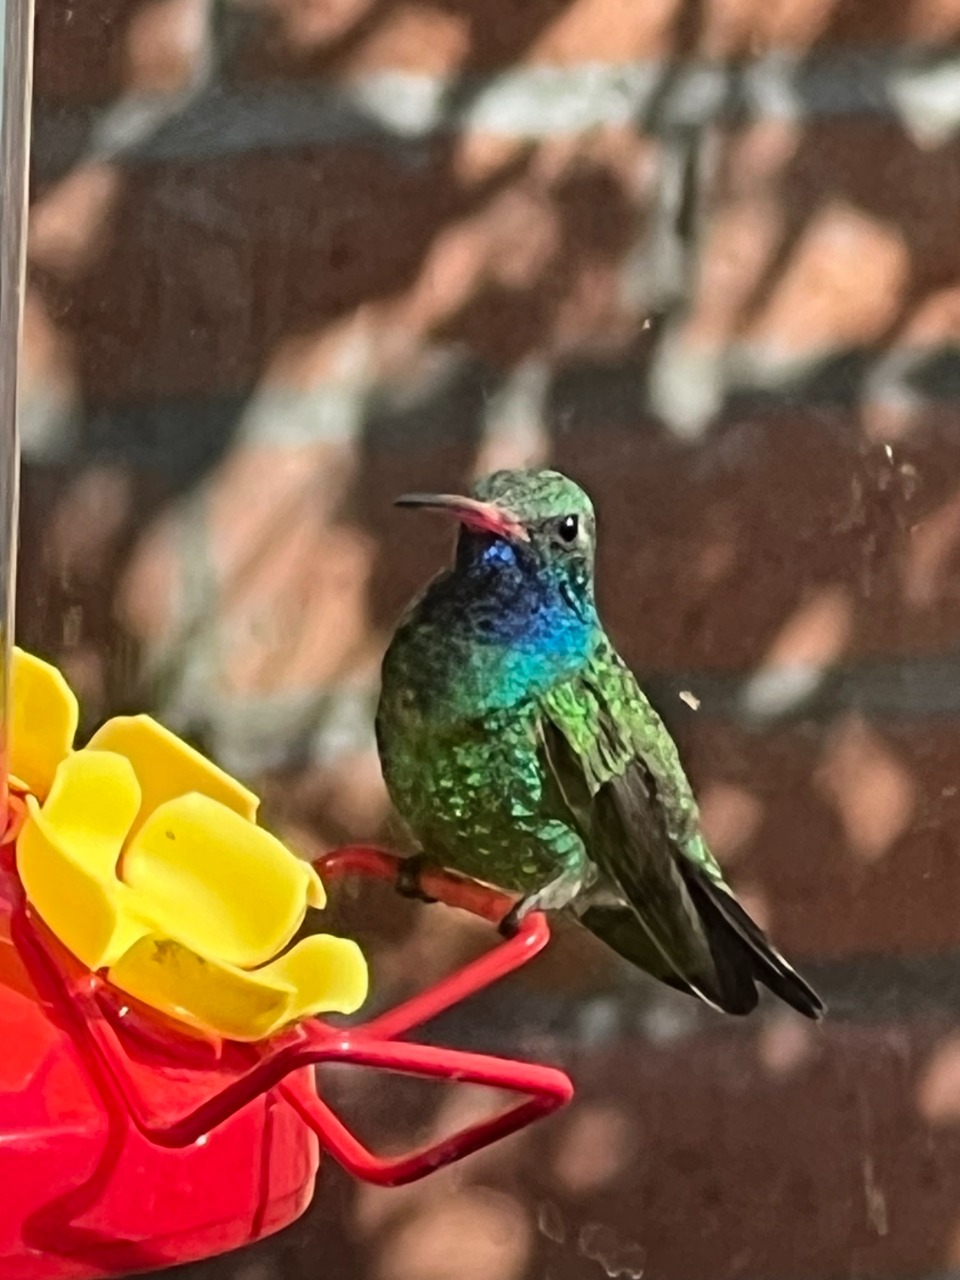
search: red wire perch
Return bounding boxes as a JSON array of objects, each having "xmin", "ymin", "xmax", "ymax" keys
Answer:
[
  {"xmin": 280, "ymin": 847, "xmax": 574, "ymax": 1183},
  {"xmin": 14, "ymin": 845, "xmax": 574, "ymax": 1188}
]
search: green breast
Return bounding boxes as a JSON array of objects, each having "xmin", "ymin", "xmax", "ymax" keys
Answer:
[{"xmin": 376, "ymin": 688, "xmax": 564, "ymax": 892}]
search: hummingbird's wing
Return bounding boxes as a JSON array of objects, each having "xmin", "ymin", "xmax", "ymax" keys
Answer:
[{"xmin": 538, "ymin": 643, "xmax": 824, "ymax": 1020}]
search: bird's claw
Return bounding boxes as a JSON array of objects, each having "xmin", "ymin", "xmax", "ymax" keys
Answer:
[
  {"xmin": 395, "ymin": 854, "xmax": 439, "ymax": 904},
  {"xmin": 498, "ymin": 896, "xmax": 533, "ymax": 938}
]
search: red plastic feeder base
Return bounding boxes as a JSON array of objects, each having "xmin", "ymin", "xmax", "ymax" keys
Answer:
[{"xmin": 0, "ymin": 837, "xmax": 573, "ymax": 1279}]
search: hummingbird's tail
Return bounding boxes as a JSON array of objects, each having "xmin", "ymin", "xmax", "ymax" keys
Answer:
[
  {"xmin": 539, "ymin": 708, "xmax": 824, "ymax": 1019},
  {"xmin": 579, "ymin": 870, "xmax": 824, "ymax": 1021},
  {"xmin": 678, "ymin": 866, "xmax": 824, "ymax": 1020}
]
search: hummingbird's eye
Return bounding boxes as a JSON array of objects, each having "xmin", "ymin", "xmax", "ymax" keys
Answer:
[{"xmin": 556, "ymin": 515, "xmax": 579, "ymax": 544}]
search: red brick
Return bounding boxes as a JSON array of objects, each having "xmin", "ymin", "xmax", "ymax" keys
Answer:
[
  {"xmin": 20, "ymin": 286, "xmax": 75, "ymax": 396},
  {"xmin": 687, "ymin": 121, "xmax": 960, "ymax": 353},
  {"xmin": 30, "ymin": 0, "xmax": 960, "ymax": 101},
  {"xmin": 30, "ymin": 145, "xmax": 460, "ymax": 401},
  {"xmin": 544, "ymin": 418, "xmax": 960, "ymax": 674},
  {"xmin": 34, "ymin": 0, "xmax": 131, "ymax": 104},
  {"xmin": 676, "ymin": 716, "xmax": 960, "ymax": 961},
  {"xmin": 27, "ymin": 131, "xmax": 651, "ymax": 403},
  {"xmin": 233, "ymin": 0, "xmax": 960, "ymax": 82},
  {"xmin": 29, "ymin": 121, "xmax": 960, "ymax": 414},
  {"xmin": 17, "ymin": 464, "xmax": 173, "ymax": 729},
  {"xmin": 709, "ymin": 0, "xmax": 960, "ymax": 54},
  {"xmin": 527, "ymin": 1022, "xmax": 960, "ymax": 1280},
  {"xmin": 205, "ymin": 443, "xmax": 382, "ymax": 697},
  {"xmin": 115, "ymin": 504, "xmax": 180, "ymax": 647},
  {"xmin": 235, "ymin": 0, "xmax": 668, "ymax": 78},
  {"xmin": 29, "ymin": 121, "xmax": 960, "ymax": 412},
  {"xmin": 33, "ymin": 0, "xmax": 960, "ymax": 105},
  {"xmin": 29, "ymin": 162, "xmax": 123, "ymax": 282},
  {"xmin": 119, "ymin": 437, "xmax": 387, "ymax": 700},
  {"xmin": 125, "ymin": 0, "xmax": 206, "ymax": 96},
  {"xmin": 375, "ymin": 1187, "xmax": 532, "ymax": 1280},
  {"xmin": 34, "ymin": 0, "xmax": 205, "ymax": 104}
]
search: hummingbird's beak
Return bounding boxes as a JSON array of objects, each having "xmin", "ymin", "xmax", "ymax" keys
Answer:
[{"xmin": 395, "ymin": 493, "xmax": 529, "ymax": 541}]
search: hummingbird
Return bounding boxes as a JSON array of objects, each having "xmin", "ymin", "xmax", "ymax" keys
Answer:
[{"xmin": 376, "ymin": 469, "xmax": 823, "ymax": 1019}]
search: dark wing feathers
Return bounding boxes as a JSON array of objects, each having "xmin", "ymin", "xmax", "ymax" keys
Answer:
[
  {"xmin": 592, "ymin": 758, "xmax": 748, "ymax": 1013},
  {"xmin": 539, "ymin": 674, "xmax": 824, "ymax": 1021}
]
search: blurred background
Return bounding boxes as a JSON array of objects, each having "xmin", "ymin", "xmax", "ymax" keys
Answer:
[{"xmin": 22, "ymin": 0, "xmax": 960, "ymax": 1276}]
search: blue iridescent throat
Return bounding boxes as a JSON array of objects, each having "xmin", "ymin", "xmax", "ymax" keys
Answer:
[{"xmin": 455, "ymin": 534, "xmax": 596, "ymax": 663}]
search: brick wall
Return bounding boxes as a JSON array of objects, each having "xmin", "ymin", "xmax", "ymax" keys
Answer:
[{"xmin": 21, "ymin": 2, "xmax": 960, "ymax": 1278}]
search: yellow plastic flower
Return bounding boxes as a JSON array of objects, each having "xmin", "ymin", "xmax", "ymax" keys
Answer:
[{"xmin": 9, "ymin": 648, "xmax": 368, "ymax": 1041}]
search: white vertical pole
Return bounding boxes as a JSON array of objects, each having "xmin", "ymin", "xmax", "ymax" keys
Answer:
[{"xmin": 0, "ymin": 0, "xmax": 33, "ymax": 822}]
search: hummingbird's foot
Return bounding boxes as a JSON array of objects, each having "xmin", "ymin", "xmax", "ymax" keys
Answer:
[
  {"xmin": 395, "ymin": 853, "xmax": 439, "ymax": 904},
  {"xmin": 498, "ymin": 896, "xmax": 534, "ymax": 938}
]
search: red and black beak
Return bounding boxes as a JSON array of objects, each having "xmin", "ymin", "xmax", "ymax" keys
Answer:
[{"xmin": 395, "ymin": 492, "xmax": 529, "ymax": 541}]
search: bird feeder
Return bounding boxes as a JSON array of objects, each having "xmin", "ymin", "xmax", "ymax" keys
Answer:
[
  {"xmin": 0, "ymin": 1, "xmax": 574, "ymax": 1275},
  {"xmin": 0, "ymin": 829, "xmax": 572, "ymax": 1279}
]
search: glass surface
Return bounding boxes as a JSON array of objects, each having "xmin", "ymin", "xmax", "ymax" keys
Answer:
[
  {"xmin": 20, "ymin": 2, "xmax": 960, "ymax": 1279},
  {"xmin": 0, "ymin": 0, "xmax": 31, "ymax": 817}
]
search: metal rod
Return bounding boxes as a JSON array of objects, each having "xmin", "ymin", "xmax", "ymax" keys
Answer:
[{"xmin": 0, "ymin": 0, "xmax": 33, "ymax": 827}]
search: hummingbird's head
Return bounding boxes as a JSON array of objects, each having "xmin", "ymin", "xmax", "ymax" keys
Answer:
[{"xmin": 395, "ymin": 469, "xmax": 597, "ymax": 623}]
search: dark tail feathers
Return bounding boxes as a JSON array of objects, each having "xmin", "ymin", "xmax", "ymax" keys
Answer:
[
  {"xmin": 580, "ymin": 872, "xmax": 824, "ymax": 1020},
  {"xmin": 680, "ymin": 865, "xmax": 825, "ymax": 1020}
]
